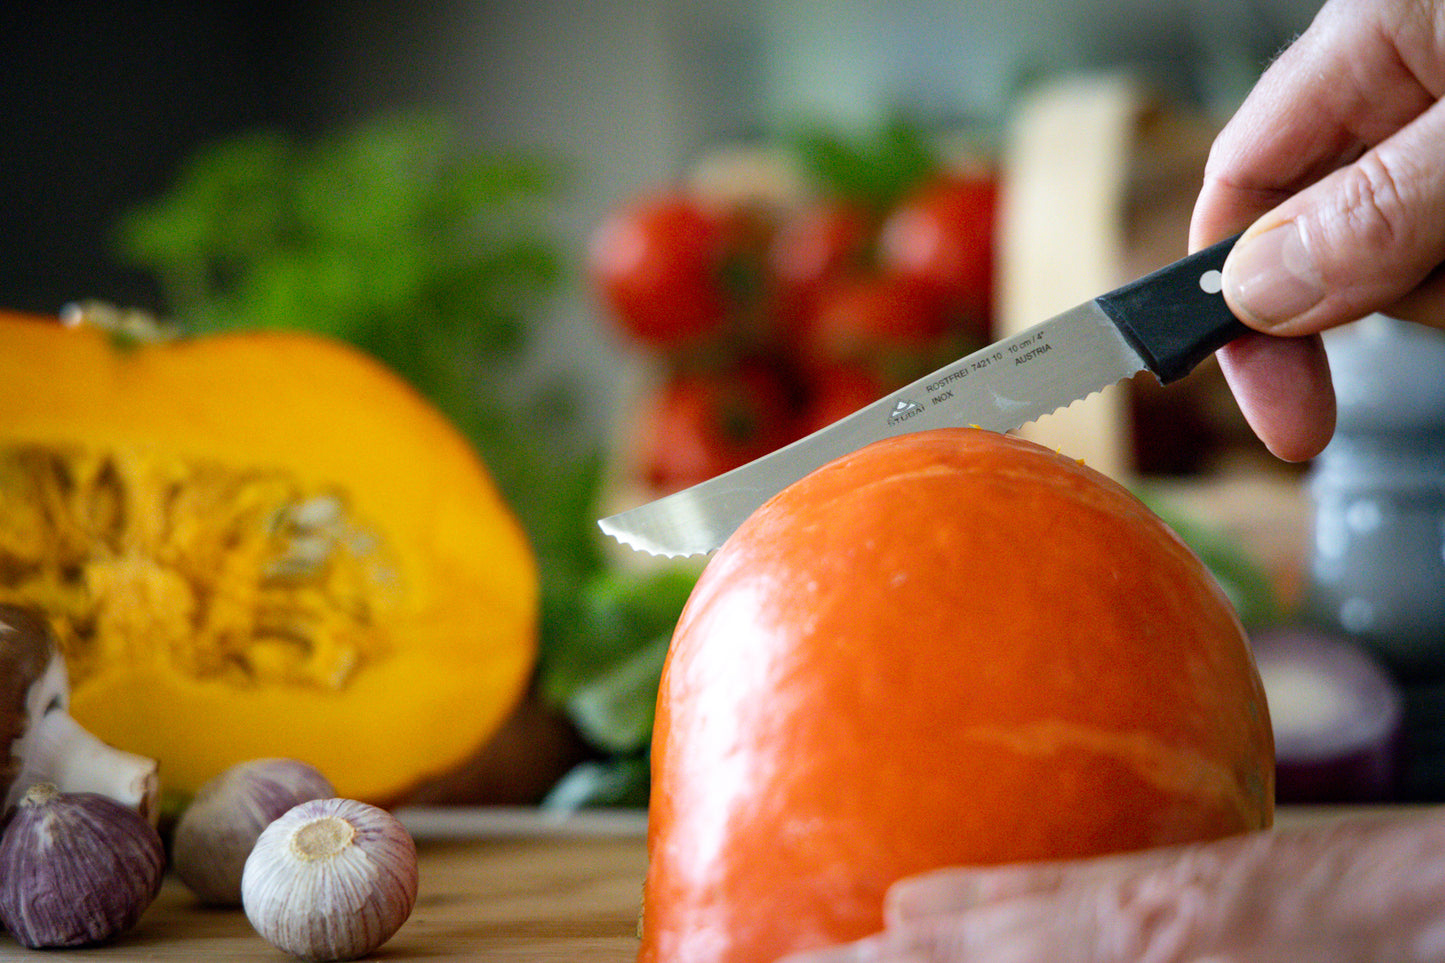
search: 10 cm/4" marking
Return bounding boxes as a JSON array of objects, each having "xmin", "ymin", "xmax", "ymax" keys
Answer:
[{"xmin": 925, "ymin": 331, "xmax": 1056, "ymax": 396}]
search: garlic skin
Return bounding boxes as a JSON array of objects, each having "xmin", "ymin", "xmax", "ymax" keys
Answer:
[
  {"xmin": 0, "ymin": 783, "xmax": 165, "ymax": 948},
  {"xmin": 242, "ymin": 797, "xmax": 418, "ymax": 962},
  {"xmin": 172, "ymin": 758, "xmax": 336, "ymax": 906},
  {"xmin": 1, "ymin": 606, "xmax": 159, "ymax": 822}
]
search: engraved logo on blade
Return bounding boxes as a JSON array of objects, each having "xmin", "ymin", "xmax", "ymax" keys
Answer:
[{"xmin": 887, "ymin": 399, "xmax": 924, "ymax": 425}]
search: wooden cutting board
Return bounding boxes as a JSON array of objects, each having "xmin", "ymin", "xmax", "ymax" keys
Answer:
[{"xmin": 0, "ymin": 808, "xmax": 651, "ymax": 962}]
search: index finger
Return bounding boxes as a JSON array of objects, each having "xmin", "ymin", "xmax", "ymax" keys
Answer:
[{"xmin": 1190, "ymin": 0, "xmax": 1444, "ymax": 249}]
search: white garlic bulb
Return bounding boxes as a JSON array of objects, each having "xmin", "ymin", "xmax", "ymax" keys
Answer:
[
  {"xmin": 241, "ymin": 797, "xmax": 418, "ymax": 962},
  {"xmin": 0, "ymin": 605, "xmax": 159, "ymax": 822},
  {"xmin": 173, "ymin": 758, "xmax": 336, "ymax": 906}
]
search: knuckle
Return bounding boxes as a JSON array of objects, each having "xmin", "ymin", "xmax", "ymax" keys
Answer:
[{"xmin": 1328, "ymin": 151, "xmax": 1416, "ymax": 255}]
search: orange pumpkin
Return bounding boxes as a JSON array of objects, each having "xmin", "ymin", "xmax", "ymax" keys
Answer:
[
  {"xmin": 640, "ymin": 428, "xmax": 1273, "ymax": 963},
  {"xmin": 0, "ymin": 311, "xmax": 537, "ymax": 805}
]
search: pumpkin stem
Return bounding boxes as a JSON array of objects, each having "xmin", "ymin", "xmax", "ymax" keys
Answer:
[{"xmin": 60, "ymin": 300, "xmax": 181, "ymax": 348}]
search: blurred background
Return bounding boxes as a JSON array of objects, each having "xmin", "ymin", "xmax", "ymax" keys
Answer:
[
  {"xmin": 10, "ymin": 0, "xmax": 1445, "ymax": 809},
  {"xmin": 3, "ymin": 0, "xmax": 1318, "ymax": 449}
]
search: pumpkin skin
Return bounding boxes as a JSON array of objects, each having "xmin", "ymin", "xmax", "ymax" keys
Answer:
[
  {"xmin": 0, "ymin": 312, "xmax": 537, "ymax": 805},
  {"xmin": 640, "ymin": 428, "xmax": 1274, "ymax": 963}
]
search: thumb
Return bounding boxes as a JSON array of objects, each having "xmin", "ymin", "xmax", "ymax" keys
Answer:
[{"xmin": 1222, "ymin": 97, "xmax": 1445, "ymax": 337}]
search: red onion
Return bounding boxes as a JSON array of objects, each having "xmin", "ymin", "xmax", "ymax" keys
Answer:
[{"xmin": 1250, "ymin": 625, "xmax": 1404, "ymax": 803}]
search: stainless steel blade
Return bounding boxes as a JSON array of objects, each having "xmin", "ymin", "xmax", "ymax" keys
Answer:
[{"xmin": 598, "ymin": 299, "xmax": 1148, "ymax": 557}]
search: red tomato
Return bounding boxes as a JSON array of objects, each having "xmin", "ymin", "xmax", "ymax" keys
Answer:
[
  {"xmin": 878, "ymin": 173, "xmax": 997, "ymax": 335},
  {"xmin": 802, "ymin": 272, "xmax": 947, "ymax": 367},
  {"xmin": 588, "ymin": 193, "xmax": 741, "ymax": 349},
  {"xmin": 634, "ymin": 362, "xmax": 800, "ymax": 494},
  {"xmin": 767, "ymin": 202, "xmax": 873, "ymax": 334},
  {"xmin": 798, "ymin": 363, "xmax": 885, "ymax": 435}
]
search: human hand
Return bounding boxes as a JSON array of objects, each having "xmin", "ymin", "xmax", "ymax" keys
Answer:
[
  {"xmin": 1190, "ymin": 0, "xmax": 1445, "ymax": 462},
  {"xmin": 779, "ymin": 810, "xmax": 1445, "ymax": 962}
]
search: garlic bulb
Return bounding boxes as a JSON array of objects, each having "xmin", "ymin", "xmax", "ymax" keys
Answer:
[
  {"xmin": 242, "ymin": 797, "xmax": 418, "ymax": 962},
  {"xmin": 173, "ymin": 758, "xmax": 336, "ymax": 906},
  {"xmin": 0, "ymin": 783, "xmax": 165, "ymax": 948},
  {"xmin": 0, "ymin": 605, "xmax": 158, "ymax": 822}
]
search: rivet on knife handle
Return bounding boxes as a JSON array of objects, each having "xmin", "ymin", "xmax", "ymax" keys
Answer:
[{"xmin": 1095, "ymin": 233, "xmax": 1247, "ymax": 384}]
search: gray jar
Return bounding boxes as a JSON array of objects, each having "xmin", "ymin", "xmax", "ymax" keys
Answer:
[{"xmin": 1306, "ymin": 315, "xmax": 1445, "ymax": 681}]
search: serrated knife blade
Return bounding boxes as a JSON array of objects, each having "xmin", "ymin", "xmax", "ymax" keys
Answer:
[{"xmin": 599, "ymin": 234, "xmax": 1244, "ymax": 557}]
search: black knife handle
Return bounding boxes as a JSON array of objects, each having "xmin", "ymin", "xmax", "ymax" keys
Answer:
[{"xmin": 1095, "ymin": 233, "xmax": 1247, "ymax": 384}]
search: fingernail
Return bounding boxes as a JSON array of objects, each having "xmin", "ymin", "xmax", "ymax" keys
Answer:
[
  {"xmin": 1225, "ymin": 221, "xmax": 1325, "ymax": 329},
  {"xmin": 781, "ymin": 935, "xmax": 932, "ymax": 963},
  {"xmin": 777, "ymin": 937, "xmax": 876, "ymax": 962},
  {"xmin": 888, "ymin": 877, "xmax": 971, "ymax": 921}
]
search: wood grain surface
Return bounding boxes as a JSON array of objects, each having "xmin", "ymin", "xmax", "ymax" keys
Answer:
[
  {"xmin": 0, "ymin": 809, "xmax": 651, "ymax": 962},
  {"xmin": 0, "ymin": 806, "xmax": 1405, "ymax": 961}
]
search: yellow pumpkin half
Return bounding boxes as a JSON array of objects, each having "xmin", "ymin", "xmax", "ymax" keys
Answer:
[{"xmin": 0, "ymin": 312, "xmax": 538, "ymax": 804}]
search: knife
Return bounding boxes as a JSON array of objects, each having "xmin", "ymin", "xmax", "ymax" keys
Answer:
[{"xmin": 599, "ymin": 233, "xmax": 1245, "ymax": 557}]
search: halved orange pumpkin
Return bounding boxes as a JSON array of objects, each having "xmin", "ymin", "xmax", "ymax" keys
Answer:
[{"xmin": 0, "ymin": 311, "xmax": 537, "ymax": 804}]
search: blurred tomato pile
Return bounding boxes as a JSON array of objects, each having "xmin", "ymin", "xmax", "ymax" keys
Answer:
[{"xmin": 587, "ymin": 130, "xmax": 1000, "ymax": 496}]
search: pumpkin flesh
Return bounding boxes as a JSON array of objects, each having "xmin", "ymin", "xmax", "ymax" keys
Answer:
[{"xmin": 0, "ymin": 313, "xmax": 537, "ymax": 804}]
